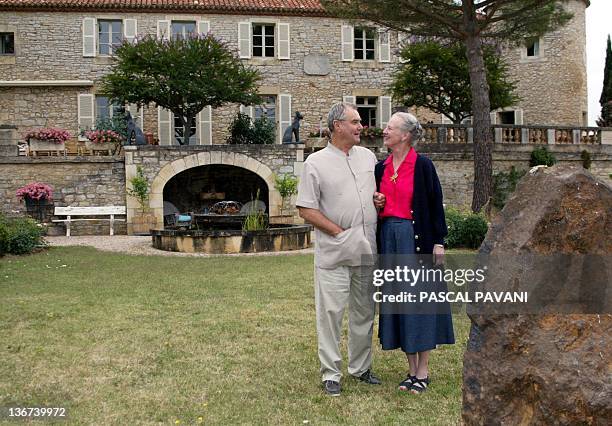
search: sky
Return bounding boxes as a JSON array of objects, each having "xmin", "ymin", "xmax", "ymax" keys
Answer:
[{"xmin": 586, "ymin": 0, "xmax": 611, "ymax": 126}]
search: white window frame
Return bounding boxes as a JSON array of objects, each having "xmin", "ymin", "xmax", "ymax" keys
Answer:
[
  {"xmin": 171, "ymin": 21, "xmax": 197, "ymax": 40},
  {"xmin": 521, "ymin": 36, "xmax": 545, "ymax": 62},
  {"xmin": 353, "ymin": 26, "xmax": 376, "ymax": 61},
  {"xmin": 252, "ymin": 23, "xmax": 276, "ymax": 58},
  {"xmin": 97, "ymin": 19, "xmax": 123, "ymax": 56}
]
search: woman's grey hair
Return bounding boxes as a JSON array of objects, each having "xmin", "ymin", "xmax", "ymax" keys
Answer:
[
  {"xmin": 327, "ymin": 102, "xmax": 357, "ymax": 133},
  {"xmin": 393, "ymin": 112, "xmax": 424, "ymax": 147}
]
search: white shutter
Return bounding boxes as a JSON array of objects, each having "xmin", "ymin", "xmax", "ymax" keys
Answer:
[
  {"xmin": 341, "ymin": 25, "xmax": 354, "ymax": 62},
  {"xmin": 379, "ymin": 96, "xmax": 392, "ymax": 128},
  {"xmin": 198, "ymin": 20, "xmax": 210, "ymax": 35},
  {"xmin": 124, "ymin": 19, "xmax": 137, "ymax": 43},
  {"xmin": 198, "ymin": 106, "xmax": 212, "ymax": 145},
  {"xmin": 441, "ymin": 114, "xmax": 453, "ymax": 124},
  {"xmin": 240, "ymin": 104, "xmax": 254, "ymax": 121},
  {"xmin": 378, "ymin": 29, "xmax": 391, "ymax": 63},
  {"xmin": 157, "ymin": 20, "xmax": 170, "ymax": 40},
  {"xmin": 127, "ymin": 104, "xmax": 143, "ymax": 128},
  {"xmin": 78, "ymin": 94, "xmax": 95, "ymax": 140},
  {"xmin": 277, "ymin": 23, "xmax": 290, "ymax": 60},
  {"xmin": 490, "ymin": 111, "xmax": 498, "ymax": 124},
  {"xmin": 515, "ymin": 109, "xmax": 524, "ymax": 125},
  {"xmin": 238, "ymin": 22, "xmax": 252, "ymax": 59},
  {"xmin": 158, "ymin": 107, "xmax": 172, "ymax": 145},
  {"xmin": 278, "ymin": 94, "xmax": 292, "ymax": 144},
  {"xmin": 343, "ymin": 95, "xmax": 356, "ymax": 105},
  {"xmin": 397, "ymin": 32, "xmax": 407, "ymax": 63},
  {"xmin": 82, "ymin": 18, "xmax": 96, "ymax": 57}
]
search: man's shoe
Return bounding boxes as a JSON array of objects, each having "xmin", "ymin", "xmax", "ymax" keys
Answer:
[
  {"xmin": 355, "ymin": 369, "xmax": 382, "ymax": 385},
  {"xmin": 323, "ymin": 380, "xmax": 341, "ymax": 396}
]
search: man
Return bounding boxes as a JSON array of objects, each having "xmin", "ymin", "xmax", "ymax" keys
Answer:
[{"xmin": 296, "ymin": 102, "xmax": 384, "ymax": 396}]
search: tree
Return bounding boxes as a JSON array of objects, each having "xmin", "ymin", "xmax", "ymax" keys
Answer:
[
  {"xmin": 322, "ymin": 0, "xmax": 571, "ymax": 212},
  {"xmin": 597, "ymin": 35, "xmax": 612, "ymax": 127},
  {"xmin": 101, "ymin": 34, "xmax": 261, "ymax": 145},
  {"xmin": 391, "ymin": 41, "xmax": 518, "ymax": 124}
]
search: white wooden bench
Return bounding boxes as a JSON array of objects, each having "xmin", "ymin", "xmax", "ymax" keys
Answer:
[{"xmin": 52, "ymin": 206, "xmax": 126, "ymax": 236}]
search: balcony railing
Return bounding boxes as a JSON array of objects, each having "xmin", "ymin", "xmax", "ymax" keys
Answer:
[{"xmin": 422, "ymin": 124, "xmax": 611, "ymax": 145}]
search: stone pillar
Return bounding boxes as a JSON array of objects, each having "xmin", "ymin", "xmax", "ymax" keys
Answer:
[{"xmin": 601, "ymin": 129, "xmax": 612, "ymax": 145}]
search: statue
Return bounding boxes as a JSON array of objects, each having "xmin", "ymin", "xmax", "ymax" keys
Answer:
[
  {"xmin": 125, "ymin": 110, "xmax": 147, "ymax": 145},
  {"xmin": 282, "ymin": 111, "xmax": 304, "ymax": 144}
]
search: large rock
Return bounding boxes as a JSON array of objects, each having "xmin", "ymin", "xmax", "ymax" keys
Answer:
[{"xmin": 463, "ymin": 164, "xmax": 612, "ymax": 425}]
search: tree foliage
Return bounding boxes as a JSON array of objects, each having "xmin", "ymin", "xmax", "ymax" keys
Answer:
[
  {"xmin": 598, "ymin": 35, "xmax": 612, "ymax": 127},
  {"xmin": 391, "ymin": 41, "xmax": 518, "ymax": 123},
  {"xmin": 322, "ymin": 0, "xmax": 572, "ymax": 212},
  {"xmin": 101, "ymin": 34, "xmax": 261, "ymax": 145}
]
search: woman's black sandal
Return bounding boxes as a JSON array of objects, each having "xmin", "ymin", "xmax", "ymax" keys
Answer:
[
  {"xmin": 398, "ymin": 375, "xmax": 416, "ymax": 391},
  {"xmin": 409, "ymin": 377, "xmax": 430, "ymax": 394}
]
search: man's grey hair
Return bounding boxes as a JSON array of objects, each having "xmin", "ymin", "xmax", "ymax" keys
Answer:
[
  {"xmin": 393, "ymin": 112, "xmax": 424, "ymax": 147},
  {"xmin": 327, "ymin": 102, "xmax": 357, "ymax": 133}
]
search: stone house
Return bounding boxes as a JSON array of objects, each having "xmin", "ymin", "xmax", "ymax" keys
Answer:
[{"xmin": 0, "ymin": 0, "xmax": 590, "ymax": 145}]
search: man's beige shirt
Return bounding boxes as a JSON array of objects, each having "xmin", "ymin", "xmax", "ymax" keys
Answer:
[{"xmin": 296, "ymin": 142, "xmax": 378, "ymax": 269}]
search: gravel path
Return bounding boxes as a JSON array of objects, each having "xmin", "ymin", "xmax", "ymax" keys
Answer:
[{"xmin": 46, "ymin": 235, "xmax": 314, "ymax": 257}]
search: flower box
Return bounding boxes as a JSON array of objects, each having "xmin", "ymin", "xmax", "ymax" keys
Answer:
[
  {"xmin": 28, "ymin": 138, "xmax": 67, "ymax": 157},
  {"xmin": 85, "ymin": 140, "xmax": 114, "ymax": 155}
]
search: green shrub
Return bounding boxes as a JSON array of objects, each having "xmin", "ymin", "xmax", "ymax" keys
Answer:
[
  {"xmin": 227, "ymin": 113, "xmax": 275, "ymax": 145},
  {"xmin": 445, "ymin": 207, "xmax": 488, "ymax": 249},
  {"xmin": 580, "ymin": 149, "xmax": 592, "ymax": 169},
  {"xmin": 251, "ymin": 117, "xmax": 275, "ymax": 145},
  {"xmin": 274, "ymin": 174, "xmax": 298, "ymax": 215},
  {"xmin": 0, "ymin": 215, "xmax": 46, "ymax": 255},
  {"xmin": 242, "ymin": 190, "xmax": 268, "ymax": 232},
  {"xmin": 492, "ymin": 166, "xmax": 526, "ymax": 210},
  {"xmin": 127, "ymin": 166, "xmax": 149, "ymax": 212},
  {"xmin": 530, "ymin": 146, "xmax": 556, "ymax": 167}
]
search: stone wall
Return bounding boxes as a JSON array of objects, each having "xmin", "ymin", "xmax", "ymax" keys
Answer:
[
  {"xmin": 0, "ymin": 156, "xmax": 126, "ymax": 235},
  {"xmin": 0, "ymin": 1, "xmax": 589, "ymax": 142}
]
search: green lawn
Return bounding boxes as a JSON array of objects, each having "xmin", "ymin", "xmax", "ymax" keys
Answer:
[{"xmin": 0, "ymin": 247, "xmax": 469, "ymax": 425}]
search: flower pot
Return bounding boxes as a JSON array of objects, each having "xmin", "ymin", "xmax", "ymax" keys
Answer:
[
  {"xmin": 24, "ymin": 196, "xmax": 52, "ymax": 222},
  {"xmin": 85, "ymin": 141, "xmax": 114, "ymax": 156},
  {"xmin": 28, "ymin": 138, "xmax": 66, "ymax": 157},
  {"xmin": 130, "ymin": 212, "xmax": 157, "ymax": 235}
]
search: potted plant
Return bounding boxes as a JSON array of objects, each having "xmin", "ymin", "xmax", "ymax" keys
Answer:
[
  {"xmin": 24, "ymin": 128, "xmax": 70, "ymax": 156},
  {"xmin": 16, "ymin": 182, "xmax": 54, "ymax": 222},
  {"xmin": 273, "ymin": 173, "xmax": 298, "ymax": 223},
  {"xmin": 127, "ymin": 166, "xmax": 155, "ymax": 234},
  {"xmin": 84, "ymin": 129, "xmax": 123, "ymax": 155}
]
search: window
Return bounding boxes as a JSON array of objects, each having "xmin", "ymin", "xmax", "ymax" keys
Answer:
[
  {"xmin": 0, "ymin": 32, "xmax": 15, "ymax": 55},
  {"xmin": 95, "ymin": 96, "xmax": 122, "ymax": 121},
  {"xmin": 98, "ymin": 20, "xmax": 122, "ymax": 55},
  {"xmin": 172, "ymin": 21, "xmax": 196, "ymax": 40},
  {"xmin": 499, "ymin": 111, "xmax": 516, "ymax": 125},
  {"xmin": 174, "ymin": 115, "xmax": 197, "ymax": 145},
  {"xmin": 354, "ymin": 27, "xmax": 375, "ymax": 60},
  {"xmin": 356, "ymin": 97, "xmax": 378, "ymax": 127},
  {"xmin": 252, "ymin": 24, "xmax": 275, "ymax": 57},
  {"xmin": 526, "ymin": 37, "xmax": 539, "ymax": 57}
]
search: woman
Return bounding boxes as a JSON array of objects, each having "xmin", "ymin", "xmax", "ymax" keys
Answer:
[{"xmin": 375, "ymin": 112, "xmax": 455, "ymax": 394}]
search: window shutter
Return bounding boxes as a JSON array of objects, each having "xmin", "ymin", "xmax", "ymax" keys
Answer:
[
  {"xmin": 78, "ymin": 94, "xmax": 95, "ymax": 139},
  {"xmin": 157, "ymin": 20, "xmax": 170, "ymax": 40},
  {"xmin": 515, "ymin": 109, "xmax": 524, "ymax": 125},
  {"xmin": 82, "ymin": 18, "xmax": 96, "ymax": 57},
  {"xmin": 397, "ymin": 32, "xmax": 407, "ymax": 63},
  {"xmin": 378, "ymin": 29, "xmax": 391, "ymax": 63},
  {"xmin": 341, "ymin": 25, "xmax": 354, "ymax": 62},
  {"xmin": 490, "ymin": 111, "xmax": 498, "ymax": 124},
  {"xmin": 127, "ymin": 104, "xmax": 143, "ymax": 128},
  {"xmin": 124, "ymin": 19, "xmax": 137, "ymax": 43},
  {"xmin": 198, "ymin": 20, "xmax": 210, "ymax": 35},
  {"xmin": 277, "ymin": 23, "xmax": 290, "ymax": 60},
  {"xmin": 440, "ymin": 114, "xmax": 453, "ymax": 124},
  {"xmin": 278, "ymin": 94, "xmax": 292, "ymax": 144},
  {"xmin": 343, "ymin": 95, "xmax": 356, "ymax": 105},
  {"xmin": 379, "ymin": 96, "xmax": 392, "ymax": 128},
  {"xmin": 239, "ymin": 105, "xmax": 254, "ymax": 121},
  {"xmin": 198, "ymin": 106, "xmax": 212, "ymax": 145},
  {"xmin": 158, "ymin": 107, "xmax": 172, "ymax": 145},
  {"xmin": 238, "ymin": 22, "xmax": 252, "ymax": 59}
]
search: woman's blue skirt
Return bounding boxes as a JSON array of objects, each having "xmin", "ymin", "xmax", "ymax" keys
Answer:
[{"xmin": 378, "ymin": 218, "xmax": 455, "ymax": 353}]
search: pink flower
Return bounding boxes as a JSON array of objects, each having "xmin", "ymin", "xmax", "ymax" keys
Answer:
[
  {"xmin": 16, "ymin": 182, "xmax": 53, "ymax": 201},
  {"xmin": 24, "ymin": 128, "xmax": 71, "ymax": 144}
]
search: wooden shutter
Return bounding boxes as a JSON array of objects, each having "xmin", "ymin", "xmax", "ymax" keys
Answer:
[
  {"xmin": 515, "ymin": 109, "xmax": 524, "ymax": 125},
  {"xmin": 378, "ymin": 29, "xmax": 391, "ymax": 63},
  {"xmin": 198, "ymin": 106, "xmax": 212, "ymax": 145},
  {"xmin": 240, "ymin": 105, "xmax": 254, "ymax": 121},
  {"xmin": 490, "ymin": 112, "xmax": 498, "ymax": 124},
  {"xmin": 82, "ymin": 18, "xmax": 96, "ymax": 57},
  {"xmin": 78, "ymin": 94, "xmax": 95, "ymax": 139},
  {"xmin": 238, "ymin": 22, "xmax": 251, "ymax": 59},
  {"xmin": 158, "ymin": 107, "xmax": 172, "ymax": 145},
  {"xmin": 124, "ymin": 19, "xmax": 137, "ymax": 43},
  {"xmin": 343, "ymin": 95, "xmax": 356, "ymax": 105},
  {"xmin": 157, "ymin": 20, "xmax": 170, "ymax": 40},
  {"xmin": 379, "ymin": 96, "xmax": 392, "ymax": 128},
  {"xmin": 198, "ymin": 20, "xmax": 210, "ymax": 35},
  {"xmin": 127, "ymin": 104, "xmax": 143, "ymax": 128},
  {"xmin": 277, "ymin": 23, "xmax": 290, "ymax": 60},
  {"xmin": 341, "ymin": 25, "xmax": 354, "ymax": 62},
  {"xmin": 278, "ymin": 94, "xmax": 292, "ymax": 144}
]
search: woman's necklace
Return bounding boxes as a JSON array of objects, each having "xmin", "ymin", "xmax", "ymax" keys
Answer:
[
  {"xmin": 390, "ymin": 149, "xmax": 410, "ymax": 183},
  {"xmin": 390, "ymin": 170, "xmax": 398, "ymax": 183}
]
